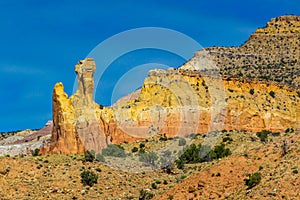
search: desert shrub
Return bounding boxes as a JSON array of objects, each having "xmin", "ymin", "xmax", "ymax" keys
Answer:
[
  {"xmin": 249, "ymin": 88, "xmax": 255, "ymax": 95},
  {"xmin": 132, "ymin": 146, "xmax": 139, "ymax": 153},
  {"xmin": 95, "ymin": 153, "xmax": 105, "ymax": 162},
  {"xmin": 102, "ymin": 144, "xmax": 126, "ymax": 157},
  {"xmin": 95, "ymin": 167, "xmax": 101, "ymax": 172},
  {"xmin": 151, "ymin": 182, "xmax": 158, "ymax": 189},
  {"xmin": 178, "ymin": 143, "xmax": 202, "ymax": 164},
  {"xmin": 139, "ymin": 143, "xmax": 145, "ymax": 148},
  {"xmin": 176, "ymin": 143, "xmax": 231, "ymax": 168},
  {"xmin": 80, "ymin": 170, "xmax": 98, "ymax": 187},
  {"xmin": 212, "ymin": 144, "xmax": 231, "ymax": 159},
  {"xmin": 245, "ymin": 172, "xmax": 262, "ymax": 189},
  {"xmin": 37, "ymin": 164, "xmax": 43, "ymax": 169},
  {"xmin": 139, "ymin": 152, "xmax": 158, "ymax": 167},
  {"xmin": 256, "ymin": 130, "xmax": 270, "ymax": 142},
  {"xmin": 222, "ymin": 137, "xmax": 233, "ymax": 143},
  {"xmin": 31, "ymin": 148, "xmax": 40, "ymax": 156},
  {"xmin": 139, "ymin": 148, "xmax": 145, "ymax": 154},
  {"xmin": 160, "ymin": 150, "xmax": 174, "ymax": 173},
  {"xmin": 139, "ymin": 189, "xmax": 154, "ymax": 200},
  {"xmin": 175, "ymin": 158, "xmax": 184, "ymax": 169},
  {"xmin": 285, "ymin": 128, "xmax": 290, "ymax": 133},
  {"xmin": 84, "ymin": 150, "xmax": 95, "ymax": 162},
  {"xmin": 159, "ymin": 134, "xmax": 168, "ymax": 141},
  {"xmin": 178, "ymin": 138, "xmax": 186, "ymax": 146},
  {"xmin": 269, "ymin": 91, "xmax": 275, "ymax": 98},
  {"xmin": 167, "ymin": 195, "xmax": 174, "ymax": 200},
  {"xmin": 271, "ymin": 132, "xmax": 280, "ymax": 137},
  {"xmin": 285, "ymin": 128, "xmax": 294, "ymax": 133}
]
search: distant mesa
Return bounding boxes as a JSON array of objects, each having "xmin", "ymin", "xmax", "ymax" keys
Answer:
[{"xmin": 42, "ymin": 15, "xmax": 300, "ymax": 154}]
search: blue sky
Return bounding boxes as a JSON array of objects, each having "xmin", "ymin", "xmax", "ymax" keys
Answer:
[{"xmin": 0, "ymin": 0, "xmax": 299, "ymax": 132}]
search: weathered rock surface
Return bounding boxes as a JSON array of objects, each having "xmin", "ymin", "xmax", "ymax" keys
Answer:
[
  {"xmin": 72, "ymin": 58, "xmax": 109, "ymax": 153},
  {"xmin": 113, "ymin": 69, "xmax": 300, "ymax": 137},
  {"xmin": 49, "ymin": 82, "xmax": 85, "ymax": 154},
  {"xmin": 47, "ymin": 15, "xmax": 300, "ymax": 154},
  {"xmin": 48, "ymin": 58, "xmax": 141, "ymax": 154}
]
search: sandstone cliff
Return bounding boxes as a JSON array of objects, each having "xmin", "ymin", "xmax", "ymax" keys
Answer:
[
  {"xmin": 47, "ymin": 15, "xmax": 300, "ymax": 154},
  {"xmin": 48, "ymin": 58, "xmax": 142, "ymax": 154}
]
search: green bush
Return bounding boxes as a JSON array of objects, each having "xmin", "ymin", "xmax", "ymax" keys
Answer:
[
  {"xmin": 132, "ymin": 147, "xmax": 139, "ymax": 153},
  {"xmin": 256, "ymin": 130, "xmax": 270, "ymax": 142},
  {"xmin": 139, "ymin": 148, "xmax": 145, "ymax": 154},
  {"xmin": 245, "ymin": 172, "xmax": 262, "ymax": 189},
  {"xmin": 285, "ymin": 128, "xmax": 294, "ymax": 133},
  {"xmin": 159, "ymin": 134, "xmax": 168, "ymax": 141},
  {"xmin": 102, "ymin": 144, "xmax": 126, "ymax": 157},
  {"xmin": 95, "ymin": 153, "xmax": 105, "ymax": 162},
  {"xmin": 212, "ymin": 144, "xmax": 231, "ymax": 159},
  {"xmin": 80, "ymin": 170, "xmax": 98, "ymax": 187},
  {"xmin": 84, "ymin": 150, "xmax": 95, "ymax": 162},
  {"xmin": 95, "ymin": 167, "xmax": 102, "ymax": 172},
  {"xmin": 175, "ymin": 159, "xmax": 184, "ymax": 169},
  {"xmin": 139, "ymin": 143, "xmax": 145, "ymax": 148},
  {"xmin": 176, "ymin": 143, "xmax": 231, "ymax": 169},
  {"xmin": 151, "ymin": 182, "xmax": 158, "ymax": 189},
  {"xmin": 178, "ymin": 143, "xmax": 202, "ymax": 164},
  {"xmin": 271, "ymin": 132, "xmax": 280, "ymax": 137},
  {"xmin": 249, "ymin": 88, "xmax": 255, "ymax": 95},
  {"xmin": 178, "ymin": 138, "xmax": 186, "ymax": 146},
  {"xmin": 222, "ymin": 137, "xmax": 233, "ymax": 143},
  {"xmin": 269, "ymin": 91, "xmax": 275, "ymax": 98}
]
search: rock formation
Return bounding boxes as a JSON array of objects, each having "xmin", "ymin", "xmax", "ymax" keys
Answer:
[
  {"xmin": 49, "ymin": 59, "xmax": 107, "ymax": 154},
  {"xmin": 47, "ymin": 15, "xmax": 300, "ymax": 154},
  {"xmin": 72, "ymin": 58, "xmax": 108, "ymax": 153},
  {"xmin": 49, "ymin": 82, "xmax": 85, "ymax": 154}
]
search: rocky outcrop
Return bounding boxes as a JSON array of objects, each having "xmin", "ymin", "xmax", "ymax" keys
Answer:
[
  {"xmin": 186, "ymin": 15, "xmax": 300, "ymax": 89},
  {"xmin": 47, "ymin": 15, "xmax": 300, "ymax": 154},
  {"xmin": 49, "ymin": 59, "xmax": 107, "ymax": 154},
  {"xmin": 48, "ymin": 58, "xmax": 141, "ymax": 154},
  {"xmin": 72, "ymin": 58, "xmax": 108, "ymax": 153},
  {"xmin": 49, "ymin": 82, "xmax": 85, "ymax": 154}
]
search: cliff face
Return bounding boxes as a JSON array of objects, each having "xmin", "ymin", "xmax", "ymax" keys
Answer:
[
  {"xmin": 113, "ymin": 69, "xmax": 299, "ymax": 137},
  {"xmin": 47, "ymin": 15, "xmax": 300, "ymax": 154},
  {"xmin": 48, "ymin": 58, "xmax": 141, "ymax": 154},
  {"xmin": 72, "ymin": 58, "xmax": 108, "ymax": 153},
  {"xmin": 49, "ymin": 59, "xmax": 107, "ymax": 154},
  {"xmin": 50, "ymin": 82, "xmax": 84, "ymax": 154}
]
